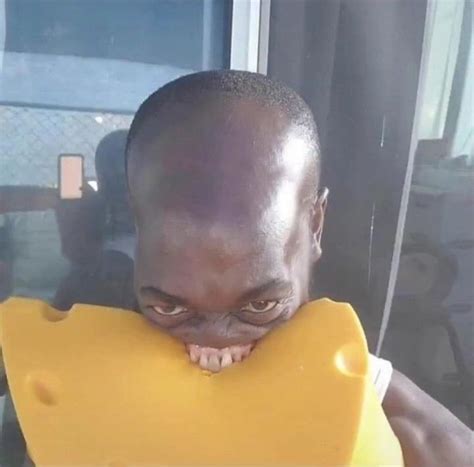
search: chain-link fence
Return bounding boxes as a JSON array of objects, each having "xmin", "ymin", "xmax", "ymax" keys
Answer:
[{"xmin": 0, "ymin": 105, "xmax": 133, "ymax": 186}]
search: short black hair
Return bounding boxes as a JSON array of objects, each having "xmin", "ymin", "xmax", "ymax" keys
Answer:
[
  {"xmin": 126, "ymin": 70, "xmax": 320, "ymax": 171},
  {"xmin": 95, "ymin": 129, "xmax": 128, "ymax": 181}
]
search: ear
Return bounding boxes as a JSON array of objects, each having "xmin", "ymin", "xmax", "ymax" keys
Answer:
[{"xmin": 310, "ymin": 187, "xmax": 329, "ymax": 262}]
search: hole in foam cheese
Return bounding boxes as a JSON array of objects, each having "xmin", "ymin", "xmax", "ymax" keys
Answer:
[
  {"xmin": 26, "ymin": 371, "xmax": 61, "ymax": 406},
  {"xmin": 0, "ymin": 297, "xmax": 403, "ymax": 466}
]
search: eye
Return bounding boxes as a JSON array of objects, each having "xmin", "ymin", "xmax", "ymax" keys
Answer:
[
  {"xmin": 152, "ymin": 304, "xmax": 188, "ymax": 316},
  {"xmin": 240, "ymin": 300, "xmax": 279, "ymax": 313}
]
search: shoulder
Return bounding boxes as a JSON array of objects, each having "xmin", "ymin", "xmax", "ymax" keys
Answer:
[{"xmin": 383, "ymin": 370, "xmax": 473, "ymax": 467}]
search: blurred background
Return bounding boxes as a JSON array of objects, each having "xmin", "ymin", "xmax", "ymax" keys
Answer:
[{"xmin": 0, "ymin": 0, "xmax": 472, "ymax": 462}]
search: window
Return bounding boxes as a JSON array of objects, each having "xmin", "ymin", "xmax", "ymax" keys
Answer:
[
  {"xmin": 0, "ymin": 2, "xmax": 263, "ymax": 462},
  {"xmin": 380, "ymin": 0, "xmax": 473, "ymax": 426},
  {"xmin": 0, "ymin": 0, "xmax": 231, "ymax": 186}
]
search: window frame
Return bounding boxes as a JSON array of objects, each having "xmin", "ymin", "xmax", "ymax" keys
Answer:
[{"xmin": 230, "ymin": 0, "xmax": 271, "ymax": 74}]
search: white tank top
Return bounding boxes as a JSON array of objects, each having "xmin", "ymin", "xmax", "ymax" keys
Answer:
[{"xmin": 369, "ymin": 354, "xmax": 393, "ymax": 402}]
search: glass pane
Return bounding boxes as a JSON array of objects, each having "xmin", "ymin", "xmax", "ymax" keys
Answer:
[
  {"xmin": 1, "ymin": 0, "xmax": 230, "ymax": 186},
  {"xmin": 0, "ymin": 0, "xmax": 231, "ymax": 300},
  {"xmin": 267, "ymin": 0, "xmax": 428, "ymax": 351},
  {"xmin": 382, "ymin": 0, "xmax": 473, "ymax": 427},
  {"xmin": 0, "ymin": 1, "xmax": 231, "ymax": 463}
]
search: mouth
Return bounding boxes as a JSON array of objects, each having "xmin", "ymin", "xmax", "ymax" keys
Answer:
[{"xmin": 186, "ymin": 343, "xmax": 255, "ymax": 373}]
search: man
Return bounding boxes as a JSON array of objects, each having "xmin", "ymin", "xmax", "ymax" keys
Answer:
[
  {"xmin": 54, "ymin": 130, "xmax": 136, "ymax": 311},
  {"xmin": 126, "ymin": 70, "xmax": 472, "ymax": 466},
  {"xmin": 95, "ymin": 129, "xmax": 136, "ymax": 259}
]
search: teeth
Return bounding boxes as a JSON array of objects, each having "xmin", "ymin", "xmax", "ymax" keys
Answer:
[
  {"xmin": 199, "ymin": 353, "xmax": 208, "ymax": 370},
  {"xmin": 208, "ymin": 354, "xmax": 220, "ymax": 372},
  {"xmin": 186, "ymin": 344, "xmax": 254, "ymax": 373},
  {"xmin": 221, "ymin": 352, "xmax": 233, "ymax": 368},
  {"xmin": 189, "ymin": 346, "xmax": 200, "ymax": 363},
  {"xmin": 232, "ymin": 347, "xmax": 244, "ymax": 362}
]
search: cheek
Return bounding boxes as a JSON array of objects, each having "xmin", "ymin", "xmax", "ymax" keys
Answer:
[
  {"xmin": 279, "ymin": 296, "xmax": 304, "ymax": 323},
  {"xmin": 284, "ymin": 224, "xmax": 313, "ymax": 304},
  {"xmin": 287, "ymin": 251, "xmax": 312, "ymax": 309}
]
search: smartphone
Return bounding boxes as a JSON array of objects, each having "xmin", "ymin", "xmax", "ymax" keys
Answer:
[{"xmin": 58, "ymin": 154, "xmax": 84, "ymax": 200}]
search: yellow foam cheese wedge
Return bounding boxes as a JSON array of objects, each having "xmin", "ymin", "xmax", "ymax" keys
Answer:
[{"xmin": 0, "ymin": 298, "xmax": 403, "ymax": 466}]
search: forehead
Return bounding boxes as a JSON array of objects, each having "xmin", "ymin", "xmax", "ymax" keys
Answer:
[
  {"xmin": 129, "ymin": 98, "xmax": 311, "ymax": 218},
  {"xmin": 136, "ymin": 209, "xmax": 299, "ymax": 306}
]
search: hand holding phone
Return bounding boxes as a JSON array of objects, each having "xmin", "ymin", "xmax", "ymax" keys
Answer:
[{"xmin": 58, "ymin": 154, "xmax": 84, "ymax": 200}]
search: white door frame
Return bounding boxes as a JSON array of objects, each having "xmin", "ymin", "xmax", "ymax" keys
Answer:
[{"xmin": 230, "ymin": 0, "xmax": 271, "ymax": 74}]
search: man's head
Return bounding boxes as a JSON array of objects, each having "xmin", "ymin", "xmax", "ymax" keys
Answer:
[
  {"xmin": 126, "ymin": 70, "xmax": 327, "ymax": 371},
  {"xmin": 95, "ymin": 129, "xmax": 135, "ymax": 234},
  {"xmin": 95, "ymin": 129, "xmax": 129, "ymax": 200}
]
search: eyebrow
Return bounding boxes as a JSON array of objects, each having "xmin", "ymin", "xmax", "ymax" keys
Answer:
[
  {"xmin": 237, "ymin": 279, "xmax": 293, "ymax": 303},
  {"xmin": 140, "ymin": 286, "xmax": 187, "ymax": 305},
  {"xmin": 142, "ymin": 279, "xmax": 293, "ymax": 307}
]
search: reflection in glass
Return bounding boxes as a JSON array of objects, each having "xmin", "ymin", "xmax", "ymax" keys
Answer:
[
  {"xmin": 383, "ymin": 0, "xmax": 473, "ymax": 427},
  {"xmin": 0, "ymin": 1, "xmax": 231, "ymax": 463}
]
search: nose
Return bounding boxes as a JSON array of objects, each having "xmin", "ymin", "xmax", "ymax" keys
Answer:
[
  {"xmin": 195, "ymin": 312, "xmax": 232, "ymax": 347},
  {"xmin": 175, "ymin": 311, "xmax": 249, "ymax": 349}
]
